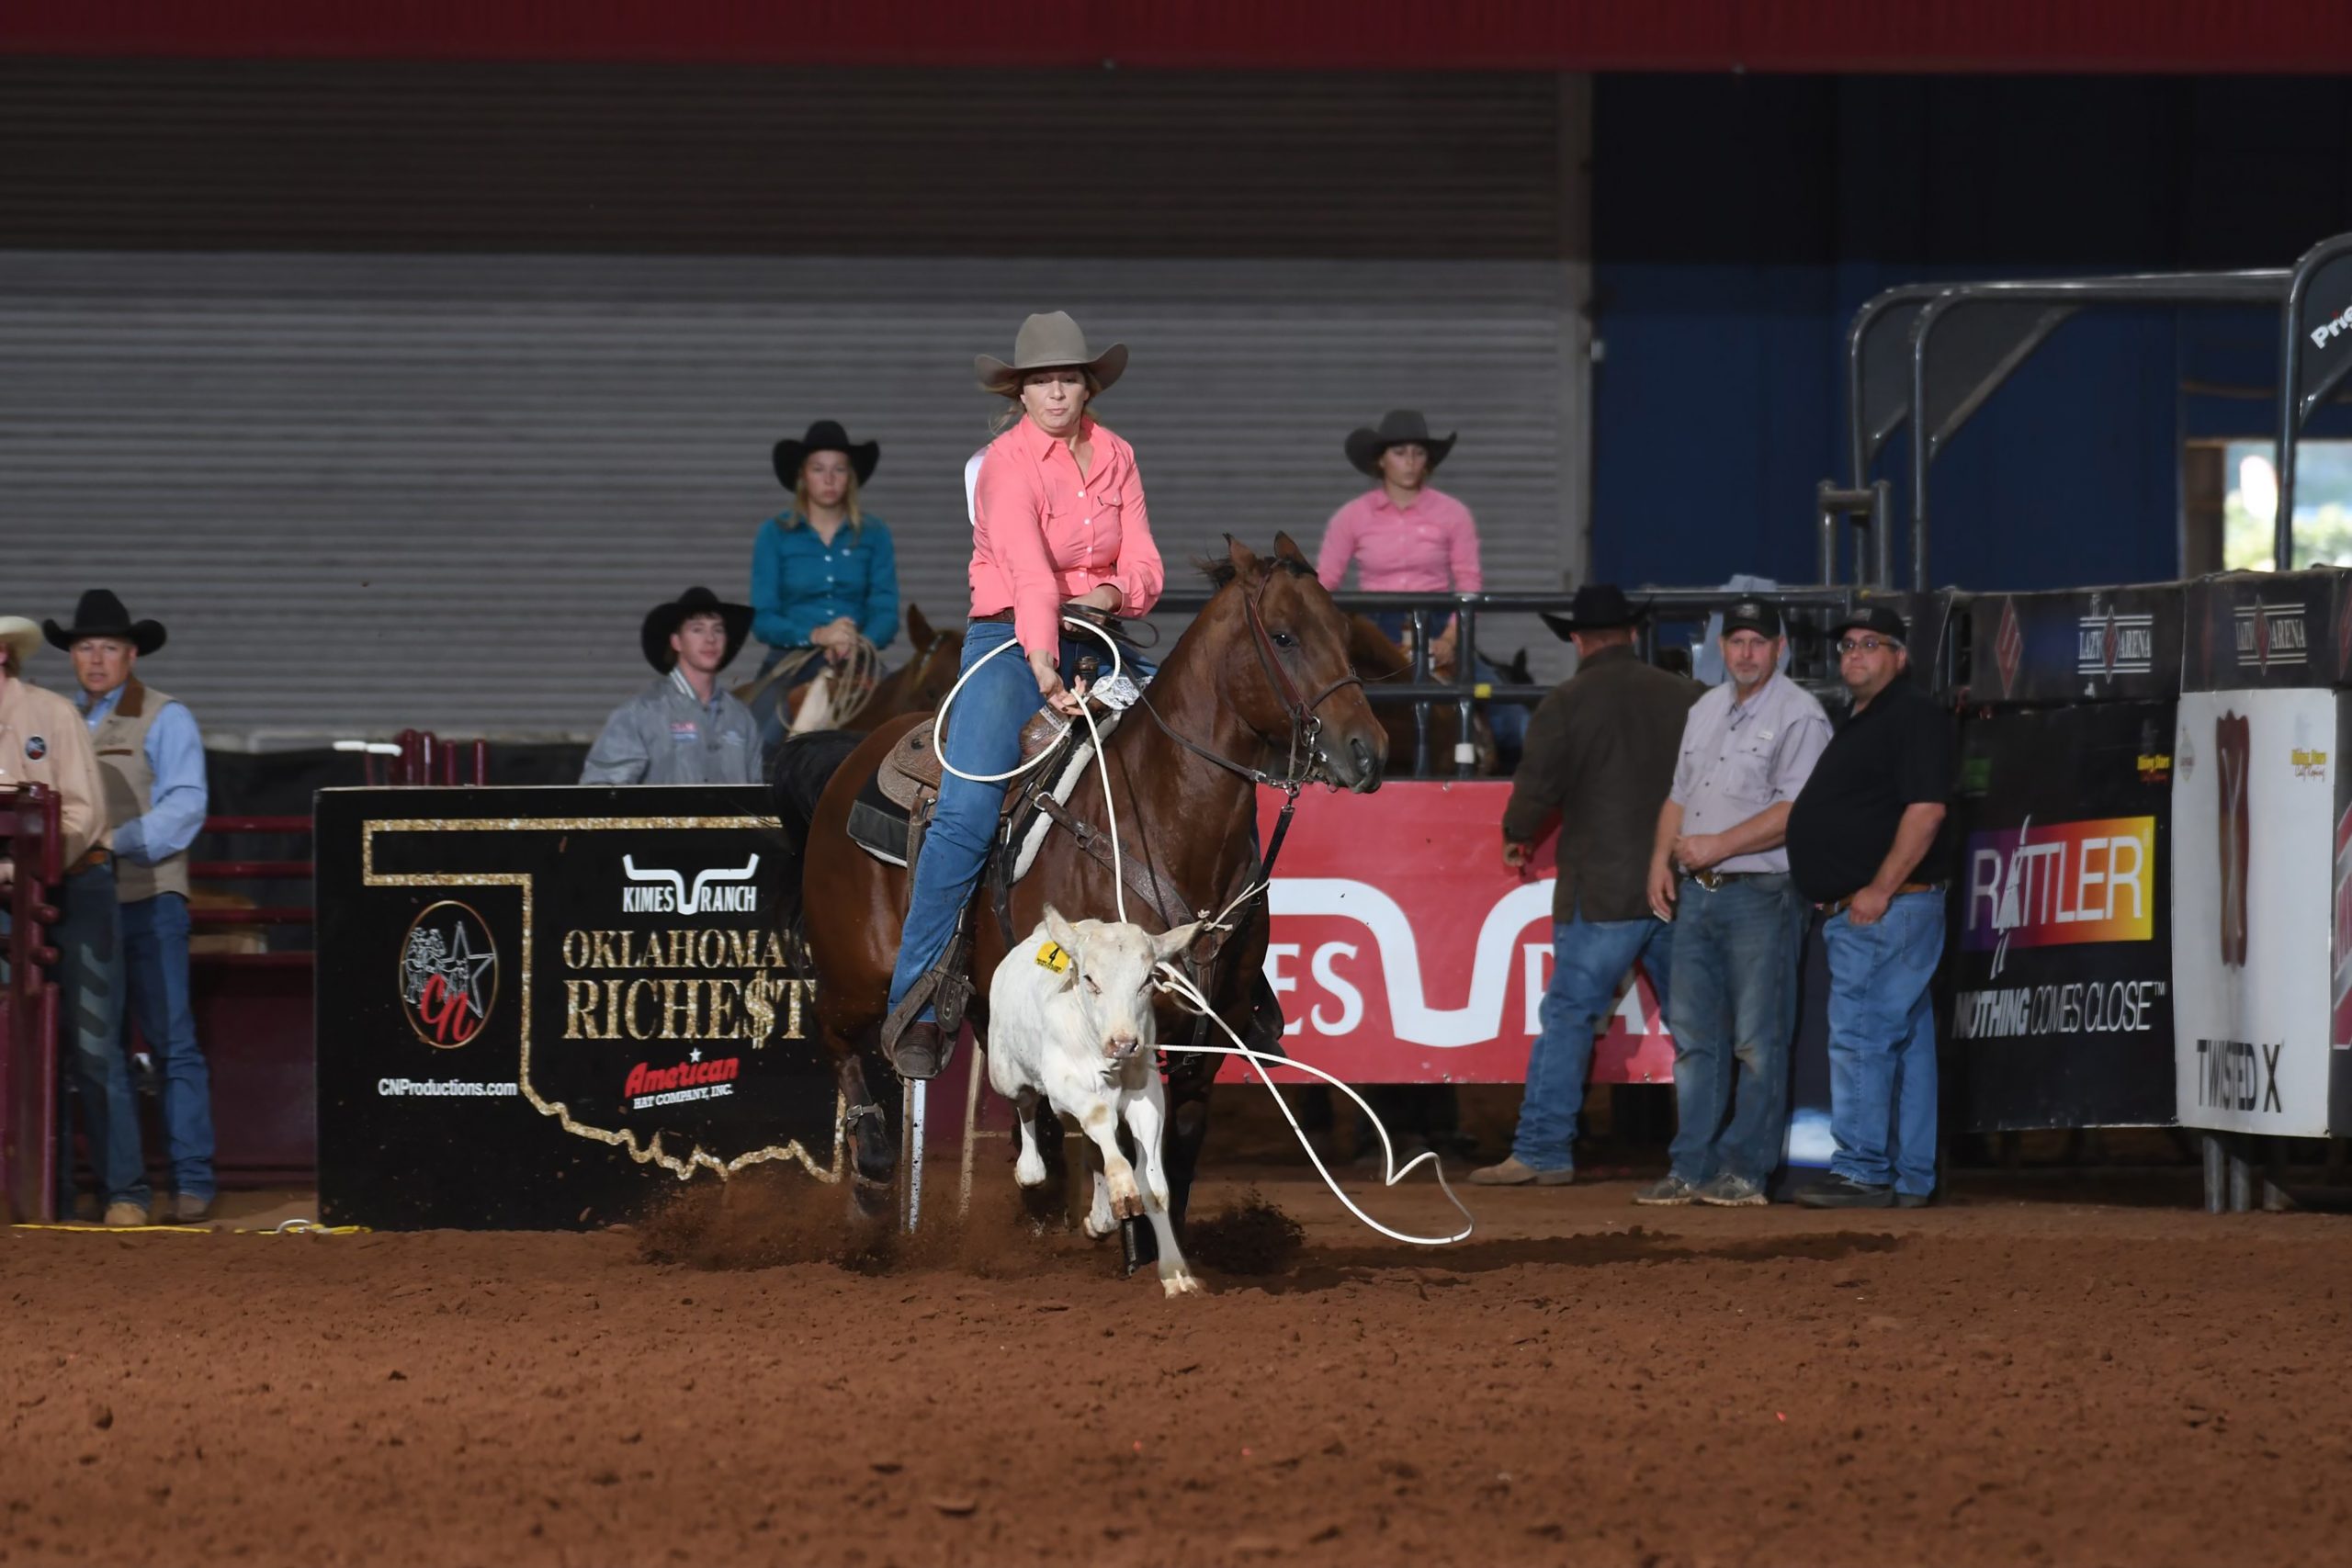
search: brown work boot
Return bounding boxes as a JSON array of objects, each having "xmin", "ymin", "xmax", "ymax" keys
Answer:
[
  {"xmin": 103, "ymin": 1201, "xmax": 146, "ymax": 1228},
  {"xmin": 891, "ymin": 1021, "xmax": 946, "ymax": 1080},
  {"xmin": 171, "ymin": 1193, "xmax": 216, "ymax": 1224},
  {"xmin": 1467, "ymin": 1156, "xmax": 1575, "ymax": 1188}
]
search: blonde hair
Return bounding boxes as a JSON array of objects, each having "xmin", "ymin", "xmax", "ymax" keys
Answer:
[
  {"xmin": 992, "ymin": 367, "xmax": 1101, "ymax": 435},
  {"xmin": 783, "ymin": 467, "xmax": 863, "ymax": 534}
]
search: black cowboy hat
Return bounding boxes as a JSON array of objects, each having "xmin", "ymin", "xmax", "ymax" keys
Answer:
[
  {"xmin": 772, "ymin": 420, "xmax": 880, "ymax": 491},
  {"xmin": 1539, "ymin": 584, "xmax": 1648, "ymax": 642},
  {"xmin": 45, "ymin": 589, "xmax": 166, "ymax": 656},
  {"xmin": 641, "ymin": 586, "xmax": 752, "ymax": 673},
  {"xmin": 1345, "ymin": 410, "xmax": 1457, "ymax": 479}
]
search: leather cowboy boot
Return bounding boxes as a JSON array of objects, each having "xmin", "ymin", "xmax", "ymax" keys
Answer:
[{"xmin": 892, "ymin": 1020, "xmax": 946, "ymax": 1080}]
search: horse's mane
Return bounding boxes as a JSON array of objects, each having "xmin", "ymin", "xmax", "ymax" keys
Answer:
[{"xmin": 1196, "ymin": 554, "xmax": 1316, "ymax": 590}]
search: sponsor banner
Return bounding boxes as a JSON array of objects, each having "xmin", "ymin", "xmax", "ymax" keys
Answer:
[
  {"xmin": 1949, "ymin": 702, "xmax": 2176, "ymax": 1130},
  {"xmin": 2183, "ymin": 570, "xmax": 2352, "ymax": 692},
  {"xmin": 2173, "ymin": 691, "xmax": 2336, "ymax": 1136},
  {"xmin": 1968, "ymin": 584, "xmax": 2183, "ymax": 706},
  {"xmin": 2298, "ymin": 252, "xmax": 2352, "ymax": 414},
  {"xmin": 1238, "ymin": 783, "xmax": 1672, "ymax": 1087},
  {"xmin": 317, "ymin": 786, "xmax": 845, "ymax": 1229}
]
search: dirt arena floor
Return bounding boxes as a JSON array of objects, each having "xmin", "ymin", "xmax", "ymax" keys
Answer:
[{"xmin": 8, "ymin": 1157, "xmax": 2352, "ymax": 1568}]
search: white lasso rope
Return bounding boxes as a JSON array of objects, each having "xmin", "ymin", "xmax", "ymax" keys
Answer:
[{"xmin": 934, "ymin": 609, "xmax": 1469, "ymax": 1246}]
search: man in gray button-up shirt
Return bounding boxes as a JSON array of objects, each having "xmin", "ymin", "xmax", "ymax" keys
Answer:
[
  {"xmin": 582, "ymin": 586, "xmax": 763, "ymax": 787},
  {"xmin": 1635, "ymin": 598, "xmax": 1829, "ymax": 1208}
]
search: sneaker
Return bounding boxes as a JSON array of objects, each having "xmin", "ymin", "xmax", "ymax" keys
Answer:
[
  {"xmin": 1467, "ymin": 1156, "xmax": 1574, "ymax": 1188},
  {"xmin": 172, "ymin": 1193, "xmax": 216, "ymax": 1224},
  {"xmin": 1693, "ymin": 1171, "xmax": 1769, "ymax": 1207},
  {"xmin": 1631, "ymin": 1174, "xmax": 1700, "ymax": 1206},
  {"xmin": 102, "ymin": 1201, "xmax": 146, "ymax": 1228},
  {"xmin": 1894, "ymin": 1190, "xmax": 1934, "ymax": 1210},
  {"xmin": 1796, "ymin": 1175, "xmax": 1894, "ymax": 1209}
]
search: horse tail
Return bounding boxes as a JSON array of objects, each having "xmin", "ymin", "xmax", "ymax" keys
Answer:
[{"xmin": 767, "ymin": 729, "xmax": 865, "ymax": 976}]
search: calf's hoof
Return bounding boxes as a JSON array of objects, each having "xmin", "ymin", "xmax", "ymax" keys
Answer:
[
  {"xmin": 1013, "ymin": 1152, "xmax": 1046, "ymax": 1188},
  {"xmin": 1160, "ymin": 1272, "xmax": 1206, "ymax": 1299}
]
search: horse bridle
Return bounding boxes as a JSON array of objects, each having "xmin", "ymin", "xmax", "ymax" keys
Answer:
[{"xmin": 1137, "ymin": 565, "xmax": 1366, "ymax": 799}]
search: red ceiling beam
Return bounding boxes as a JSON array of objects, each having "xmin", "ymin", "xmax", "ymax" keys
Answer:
[{"xmin": 6, "ymin": 0, "xmax": 2350, "ymax": 73}]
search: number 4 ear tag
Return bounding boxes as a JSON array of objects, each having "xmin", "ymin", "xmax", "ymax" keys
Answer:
[{"xmin": 1035, "ymin": 941, "xmax": 1072, "ymax": 974}]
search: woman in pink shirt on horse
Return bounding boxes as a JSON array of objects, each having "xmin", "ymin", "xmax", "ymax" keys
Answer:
[{"xmin": 885, "ymin": 312, "xmax": 1165, "ymax": 1078}]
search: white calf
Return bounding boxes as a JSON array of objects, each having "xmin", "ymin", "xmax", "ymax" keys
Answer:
[{"xmin": 986, "ymin": 906, "xmax": 1205, "ymax": 1297}]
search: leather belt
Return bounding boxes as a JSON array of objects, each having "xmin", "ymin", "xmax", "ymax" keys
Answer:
[
  {"xmin": 66, "ymin": 847, "xmax": 113, "ymax": 877},
  {"xmin": 1683, "ymin": 869, "xmax": 1775, "ymax": 892},
  {"xmin": 974, "ymin": 609, "xmax": 1017, "ymax": 625},
  {"xmin": 1818, "ymin": 880, "xmax": 1944, "ymax": 916}
]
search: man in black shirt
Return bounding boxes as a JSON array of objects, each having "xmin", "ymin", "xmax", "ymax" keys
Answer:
[{"xmin": 1785, "ymin": 605, "xmax": 1951, "ymax": 1209}]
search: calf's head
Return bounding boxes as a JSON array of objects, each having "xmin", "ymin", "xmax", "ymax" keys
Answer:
[{"xmin": 1041, "ymin": 906, "xmax": 1204, "ymax": 1064}]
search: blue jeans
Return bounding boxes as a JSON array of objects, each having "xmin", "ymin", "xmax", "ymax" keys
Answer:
[
  {"xmin": 887, "ymin": 620, "xmax": 1145, "ymax": 1017},
  {"xmin": 1822, "ymin": 892, "xmax": 1943, "ymax": 1196},
  {"xmin": 121, "ymin": 893, "xmax": 216, "ymax": 1200},
  {"xmin": 1664, "ymin": 874, "xmax": 1809, "ymax": 1184},
  {"xmin": 1510, "ymin": 905, "xmax": 1674, "ymax": 1172},
  {"xmin": 52, "ymin": 862, "xmax": 148, "ymax": 1214}
]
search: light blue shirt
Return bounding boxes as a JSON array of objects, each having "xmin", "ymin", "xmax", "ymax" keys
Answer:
[
  {"xmin": 78, "ymin": 683, "xmax": 209, "ymax": 865},
  {"xmin": 750, "ymin": 514, "xmax": 899, "ymax": 651},
  {"xmin": 1668, "ymin": 671, "xmax": 1831, "ymax": 874}
]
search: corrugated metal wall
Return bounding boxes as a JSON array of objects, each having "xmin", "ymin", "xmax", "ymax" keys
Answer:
[{"xmin": 1, "ymin": 63, "xmax": 1589, "ymax": 742}]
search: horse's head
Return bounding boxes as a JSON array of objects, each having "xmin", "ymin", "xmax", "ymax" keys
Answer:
[
  {"xmin": 899, "ymin": 604, "xmax": 963, "ymax": 710},
  {"xmin": 1206, "ymin": 534, "xmax": 1387, "ymax": 793}
]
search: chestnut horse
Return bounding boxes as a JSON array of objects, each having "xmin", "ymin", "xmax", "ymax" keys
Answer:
[
  {"xmin": 774, "ymin": 535, "xmax": 1387, "ymax": 1227},
  {"xmin": 1345, "ymin": 615, "xmax": 1498, "ymax": 776}
]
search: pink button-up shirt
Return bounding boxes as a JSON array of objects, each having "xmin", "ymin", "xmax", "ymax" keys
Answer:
[
  {"xmin": 970, "ymin": 414, "xmax": 1164, "ymax": 654},
  {"xmin": 1315, "ymin": 486, "xmax": 1484, "ymax": 593}
]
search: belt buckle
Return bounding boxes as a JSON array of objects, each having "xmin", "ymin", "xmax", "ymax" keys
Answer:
[{"xmin": 1690, "ymin": 868, "xmax": 1723, "ymax": 893}]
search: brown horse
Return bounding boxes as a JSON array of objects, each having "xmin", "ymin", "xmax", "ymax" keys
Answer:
[
  {"xmin": 1346, "ymin": 615, "xmax": 1498, "ymax": 776},
  {"xmin": 774, "ymin": 534, "xmax": 1387, "ymax": 1229}
]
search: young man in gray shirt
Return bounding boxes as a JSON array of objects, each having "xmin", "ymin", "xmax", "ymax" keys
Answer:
[
  {"xmin": 582, "ymin": 587, "xmax": 763, "ymax": 787},
  {"xmin": 1638, "ymin": 599, "xmax": 1830, "ymax": 1207}
]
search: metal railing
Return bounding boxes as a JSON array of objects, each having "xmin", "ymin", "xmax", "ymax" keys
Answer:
[
  {"xmin": 1155, "ymin": 585, "xmax": 1874, "ymax": 777},
  {"xmin": 0, "ymin": 785, "xmax": 64, "ymax": 1223}
]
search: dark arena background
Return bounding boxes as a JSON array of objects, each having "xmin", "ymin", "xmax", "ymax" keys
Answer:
[{"xmin": 9, "ymin": 4, "xmax": 2352, "ymax": 1565}]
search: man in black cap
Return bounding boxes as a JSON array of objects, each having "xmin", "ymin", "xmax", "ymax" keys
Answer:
[
  {"xmin": 1636, "ymin": 598, "xmax": 1830, "ymax": 1207},
  {"xmin": 48, "ymin": 589, "xmax": 218, "ymax": 1221},
  {"xmin": 1470, "ymin": 585, "xmax": 1702, "ymax": 1188},
  {"xmin": 581, "ymin": 588, "xmax": 763, "ymax": 786},
  {"xmin": 1786, "ymin": 604, "xmax": 1952, "ymax": 1209}
]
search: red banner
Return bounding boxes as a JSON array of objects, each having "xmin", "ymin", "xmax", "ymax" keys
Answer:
[{"xmin": 1225, "ymin": 782, "xmax": 1673, "ymax": 1086}]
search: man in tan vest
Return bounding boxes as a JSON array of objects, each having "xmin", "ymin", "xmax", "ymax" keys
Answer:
[
  {"xmin": 0, "ymin": 614, "xmax": 149, "ymax": 1224},
  {"xmin": 48, "ymin": 591, "xmax": 217, "ymax": 1222}
]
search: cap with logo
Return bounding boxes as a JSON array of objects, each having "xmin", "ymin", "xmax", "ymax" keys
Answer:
[
  {"xmin": 1829, "ymin": 604, "xmax": 1907, "ymax": 646},
  {"xmin": 1722, "ymin": 599, "xmax": 1783, "ymax": 638}
]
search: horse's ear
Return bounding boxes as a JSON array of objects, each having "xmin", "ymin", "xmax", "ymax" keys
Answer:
[
  {"xmin": 1272, "ymin": 532, "xmax": 1309, "ymax": 567},
  {"xmin": 1225, "ymin": 535, "xmax": 1264, "ymax": 581},
  {"xmin": 907, "ymin": 603, "xmax": 933, "ymax": 644}
]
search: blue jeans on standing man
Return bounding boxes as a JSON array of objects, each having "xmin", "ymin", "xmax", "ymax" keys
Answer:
[
  {"xmin": 887, "ymin": 619, "xmax": 1145, "ymax": 1020},
  {"xmin": 1821, "ymin": 891, "xmax": 1943, "ymax": 1198},
  {"xmin": 1663, "ymin": 874, "xmax": 1809, "ymax": 1186},
  {"xmin": 52, "ymin": 861, "xmax": 149, "ymax": 1217},
  {"xmin": 1510, "ymin": 904, "xmax": 1674, "ymax": 1173},
  {"xmin": 121, "ymin": 892, "xmax": 216, "ymax": 1203}
]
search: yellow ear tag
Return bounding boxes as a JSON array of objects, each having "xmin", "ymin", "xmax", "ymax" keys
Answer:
[{"xmin": 1035, "ymin": 941, "xmax": 1072, "ymax": 974}]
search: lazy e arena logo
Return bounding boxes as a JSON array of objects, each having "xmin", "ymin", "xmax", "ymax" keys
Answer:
[{"xmin": 399, "ymin": 900, "xmax": 497, "ymax": 1047}]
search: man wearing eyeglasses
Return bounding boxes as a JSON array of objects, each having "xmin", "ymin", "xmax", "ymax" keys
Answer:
[
  {"xmin": 1636, "ymin": 600, "xmax": 1829, "ymax": 1208},
  {"xmin": 1786, "ymin": 605, "xmax": 1953, "ymax": 1210}
]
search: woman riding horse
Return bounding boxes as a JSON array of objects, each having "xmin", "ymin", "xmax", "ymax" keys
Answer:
[
  {"xmin": 887, "ymin": 312, "xmax": 1163, "ymax": 1079},
  {"xmin": 746, "ymin": 420, "xmax": 901, "ymax": 753}
]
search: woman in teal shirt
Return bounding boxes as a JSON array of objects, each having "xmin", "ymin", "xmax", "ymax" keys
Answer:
[{"xmin": 748, "ymin": 420, "xmax": 900, "ymax": 749}]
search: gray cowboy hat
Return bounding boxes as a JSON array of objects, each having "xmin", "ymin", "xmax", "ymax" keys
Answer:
[
  {"xmin": 976, "ymin": 311, "xmax": 1128, "ymax": 399},
  {"xmin": 641, "ymin": 586, "xmax": 752, "ymax": 673},
  {"xmin": 773, "ymin": 419, "xmax": 880, "ymax": 490},
  {"xmin": 1538, "ymin": 584, "xmax": 1648, "ymax": 641},
  {"xmin": 1345, "ymin": 410, "xmax": 1457, "ymax": 478},
  {"xmin": 45, "ymin": 588, "xmax": 166, "ymax": 656}
]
